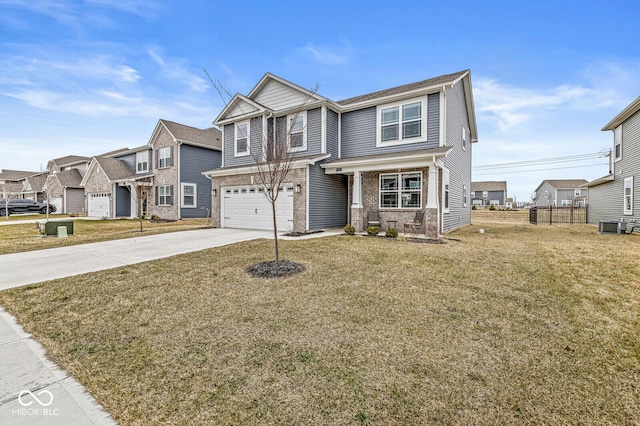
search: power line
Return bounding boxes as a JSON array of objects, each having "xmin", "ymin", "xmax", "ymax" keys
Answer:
[
  {"xmin": 474, "ymin": 162, "xmax": 609, "ymax": 176},
  {"xmin": 474, "ymin": 150, "xmax": 610, "ymax": 170}
]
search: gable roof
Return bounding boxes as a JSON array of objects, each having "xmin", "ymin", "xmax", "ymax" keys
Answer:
[
  {"xmin": 48, "ymin": 155, "xmax": 90, "ymax": 170},
  {"xmin": 602, "ymin": 96, "xmax": 640, "ymax": 131},
  {"xmin": 471, "ymin": 181, "xmax": 507, "ymax": 192},
  {"xmin": 535, "ymin": 179, "xmax": 589, "ymax": 193},
  {"xmin": 0, "ymin": 169, "xmax": 40, "ymax": 182},
  {"xmin": 23, "ymin": 173, "xmax": 48, "ymax": 192},
  {"xmin": 81, "ymin": 157, "xmax": 135, "ymax": 187},
  {"xmin": 158, "ymin": 119, "xmax": 222, "ymax": 150},
  {"xmin": 55, "ymin": 169, "xmax": 83, "ymax": 187}
]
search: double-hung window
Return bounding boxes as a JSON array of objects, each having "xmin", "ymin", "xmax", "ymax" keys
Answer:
[
  {"xmin": 443, "ymin": 169, "xmax": 450, "ymax": 213},
  {"xmin": 235, "ymin": 121, "xmax": 250, "ymax": 156},
  {"xmin": 136, "ymin": 151, "xmax": 149, "ymax": 174},
  {"xmin": 181, "ymin": 183, "xmax": 196, "ymax": 208},
  {"xmin": 624, "ymin": 176, "xmax": 633, "ymax": 215},
  {"xmin": 287, "ymin": 111, "xmax": 307, "ymax": 152},
  {"xmin": 157, "ymin": 185, "xmax": 173, "ymax": 206},
  {"xmin": 380, "ymin": 172, "xmax": 421, "ymax": 208},
  {"xmin": 158, "ymin": 147, "xmax": 173, "ymax": 168},
  {"xmin": 378, "ymin": 99, "xmax": 424, "ymax": 146},
  {"xmin": 614, "ymin": 125, "xmax": 622, "ymax": 162}
]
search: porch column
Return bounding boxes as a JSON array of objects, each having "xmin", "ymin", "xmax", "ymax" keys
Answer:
[
  {"xmin": 351, "ymin": 170, "xmax": 364, "ymax": 231},
  {"xmin": 425, "ymin": 165, "xmax": 439, "ymax": 238}
]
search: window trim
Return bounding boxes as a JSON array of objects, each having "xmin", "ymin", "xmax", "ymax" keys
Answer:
[
  {"xmin": 462, "ymin": 126, "xmax": 467, "ymax": 151},
  {"xmin": 624, "ymin": 176, "xmax": 633, "ymax": 215},
  {"xmin": 287, "ymin": 110, "xmax": 307, "ymax": 153},
  {"xmin": 234, "ymin": 121, "xmax": 250, "ymax": 157},
  {"xmin": 379, "ymin": 172, "xmax": 422, "ymax": 209},
  {"xmin": 376, "ymin": 97, "xmax": 427, "ymax": 147},
  {"xmin": 181, "ymin": 183, "xmax": 197, "ymax": 208},
  {"xmin": 157, "ymin": 185, "xmax": 173, "ymax": 206},
  {"xmin": 136, "ymin": 151, "xmax": 149, "ymax": 174},
  {"xmin": 614, "ymin": 124, "xmax": 622, "ymax": 162},
  {"xmin": 443, "ymin": 168, "xmax": 450, "ymax": 213}
]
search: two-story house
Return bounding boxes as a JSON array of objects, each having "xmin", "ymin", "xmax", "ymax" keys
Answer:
[
  {"xmin": 43, "ymin": 155, "xmax": 91, "ymax": 214},
  {"xmin": 532, "ymin": 179, "xmax": 589, "ymax": 207},
  {"xmin": 471, "ymin": 181, "xmax": 507, "ymax": 207},
  {"xmin": 585, "ymin": 96, "xmax": 640, "ymax": 225},
  {"xmin": 81, "ymin": 119, "xmax": 222, "ymax": 220},
  {"xmin": 0, "ymin": 169, "xmax": 39, "ymax": 199},
  {"xmin": 204, "ymin": 70, "xmax": 477, "ymax": 238}
]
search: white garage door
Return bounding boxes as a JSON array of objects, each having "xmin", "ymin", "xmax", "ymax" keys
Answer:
[
  {"xmin": 50, "ymin": 195, "xmax": 63, "ymax": 214},
  {"xmin": 222, "ymin": 185, "xmax": 294, "ymax": 231},
  {"xmin": 88, "ymin": 193, "xmax": 110, "ymax": 217}
]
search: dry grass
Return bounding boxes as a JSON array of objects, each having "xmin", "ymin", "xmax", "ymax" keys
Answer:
[
  {"xmin": 0, "ymin": 223, "xmax": 639, "ymax": 425},
  {"xmin": 0, "ymin": 218, "xmax": 210, "ymax": 255}
]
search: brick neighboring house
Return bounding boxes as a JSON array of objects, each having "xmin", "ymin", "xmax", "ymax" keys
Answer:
[
  {"xmin": 532, "ymin": 179, "xmax": 589, "ymax": 207},
  {"xmin": 43, "ymin": 155, "xmax": 91, "ymax": 214},
  {"xmin": 471, "ymin": 181, "xmax": 507, "ymax": 207},
  {"xmin": 0, "ymin": 169, "xmax": 40, "ymax": 199},
  {"xmin": 204, "ymin": 70, "xmax": 477, "ymax": 238},
  {"xmin": 21, "ymin": 172, "xmax": 49, "ymax": 202},
  {"xmin": 585, "ymin": 96, "xmax": 640, "ymax": 225},
  {"xmin": 80, "ymin": 119, "xmax": 222, "ymax": 219}
]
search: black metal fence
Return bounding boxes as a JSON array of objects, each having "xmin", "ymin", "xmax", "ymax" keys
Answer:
[{"xmin": 529, "ymin": 206, "xmax": 588, "ymax": 225}]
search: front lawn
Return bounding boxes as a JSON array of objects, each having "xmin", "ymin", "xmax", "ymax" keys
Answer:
[
  {"xmin": 0, "ymin": 224, "xmax": 638, "ymax": 424},
  {"xmin": 0, "ymin": 218, "xmax": 210, "ymax": 255}
]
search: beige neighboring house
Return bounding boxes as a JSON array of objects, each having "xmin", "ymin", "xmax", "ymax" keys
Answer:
[
  {"xmin": 0, "ymin": 169, "xmax": 40, "ymax": 199},
  {"xmin": 44, "ymin": 169, "xmax": 85, "ymax": 214},
  {"xmin": 80, "ymin": 155, "xmax": 139, "ymax": 218},
  {"xmin": 21, "ymin": 172, "xmax": 49, "ymax": 202}
]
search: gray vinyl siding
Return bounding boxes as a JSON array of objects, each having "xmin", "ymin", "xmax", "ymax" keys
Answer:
[
  {"xmin": 340, "ymin": 93, "xmax": 441, "ymax": 158},
  {"xmin": 327, "ymin": 108, "xmax": 339, "ymax": 158},
  {"xmin": 306, "ymin": 108, "xmax": 322, "ymax": 155},
  {"xmin": 308, "ymin": 163, "xmax": 348, "ymax": 229},
  {"xmin": 442, "ymin": 80, "xmax": 472, "ymax": 233},
  {"xmin": 534, "ymin": 182, "xmax": 555, "ymax": 206},
  {"xmin": 66, "ymin": 188, "xmax": 84, "ymax": 213},
  {"xmin": 180, "ymin": 144, "xmax": 221, "ymax": 218},
  {"xmin": 487, "ymin": 191, "xmax": 505, "ymax": 205},
  {"xmin": 223, "ymin": 117, "xmax": 262, "ymax": 167},
  {"xmin": 588, "ymin": 108, "xmax": 640, "ymax": 225},
  {"xmin": 115, "ymin": 185, "xmax": 131, "ymax": 217}
]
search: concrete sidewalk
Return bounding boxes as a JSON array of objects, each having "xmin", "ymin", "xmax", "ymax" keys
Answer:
[{"xmin": 0, "ymin": 227, "xmax": 340, "ymax": 425}]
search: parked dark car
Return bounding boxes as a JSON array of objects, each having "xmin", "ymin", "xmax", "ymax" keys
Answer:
[{"xmin": 0, "ymin": 199, "xmax": 56, "ymax": 216}]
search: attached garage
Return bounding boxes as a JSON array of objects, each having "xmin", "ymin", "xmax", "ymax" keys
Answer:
[
  {"xmin": 222, "ymin": 185, "xmax": 294, "ymax": 231},
  {"xmin": 49, "ymin": 195, "xmax": 63, "ymax": 215},
  {"xmin": 88, "ymin": 193, "xmax": 110, "ymax": 217}
]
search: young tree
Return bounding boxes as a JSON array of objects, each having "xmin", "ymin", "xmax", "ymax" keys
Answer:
[{"xmin": 206, "ymin": 71, "xmax": 319, "ymax": 264}]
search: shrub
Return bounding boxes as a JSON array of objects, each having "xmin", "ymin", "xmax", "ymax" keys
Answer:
[
  {"xmin": 385, "ymin": 228, "xmax": 398, "ymax": 238},
  {"xmin": 150, "ymin": 215, "xmax": 160, "ymax": 221},
  {"xmin": 471, "ymin": 205, "xmax": 477, "ymax": 210},
  {"xmin": 489, "ymin": 204, "xmax": 496, "ymax": 211},
  {"xmin": 344, "ymin": 224, "xmax": 356, "ymax": 235},
  {"xmin": 367, "ymin": 226, "xmax": 380, "ymax": 236}
]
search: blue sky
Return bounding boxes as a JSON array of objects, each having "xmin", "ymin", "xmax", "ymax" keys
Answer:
[{"xmin": 1, "ymin": 0, "xmax": 639, "ymax": 201}]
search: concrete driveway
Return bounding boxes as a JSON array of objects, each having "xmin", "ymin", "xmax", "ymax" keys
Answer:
[{"xmin": 0, "ymin": 228, "xmax": 274, "ymax": 291}]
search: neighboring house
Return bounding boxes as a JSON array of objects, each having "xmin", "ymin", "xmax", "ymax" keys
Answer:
[
  {"xmin": 0, "ymin": 169, "xmax": 39, "ymax": 199},
  {"xmin": 81, "ymin": 119, "xmax": 222, "ymax": 219},
  {"xmin": 585, "ymin": 96, "xmax": 640, "ymax": 225},
  {"xmin": 204, "ymin": 70, "xmax": 477, "ymax": 238},
  {"xmin": 21, "ymin": 172, "xmax": 49, "ymax": 202},
  {"xmin": 471, "ymin": 181, "xmax": 507, "ymax": 207},
  {"xmin": 46, "ymin": 155, "xmax": 91, "ymax": 175},
  {"xmin": 532, "ymin": 179, "xmax": 589, "ymax": 207},
  {"xmin": 44, "ymin": 169, "xmax": 85, "ymax": 214}
]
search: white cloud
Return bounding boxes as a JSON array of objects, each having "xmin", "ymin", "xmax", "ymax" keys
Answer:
[
  {"xmin": 302, "ymin": 42, "xmax": 350, "ymax": 65},
  {"xmin": 147, "ymin": 48, "xmax": 209, "ymax": 93}
]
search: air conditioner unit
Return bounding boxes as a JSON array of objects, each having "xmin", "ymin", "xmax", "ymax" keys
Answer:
[{"xmin": 599, "ymin": 220, "xmax": 626, "ymax": 234}]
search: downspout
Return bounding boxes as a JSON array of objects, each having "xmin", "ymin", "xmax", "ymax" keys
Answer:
[
  {"xmin": 177, "ymin": 141, "xmax": 181, "ymax": 220},
  {"xmin": 433, "ymin": 155, "xmax": 440, "ymax": 237}
]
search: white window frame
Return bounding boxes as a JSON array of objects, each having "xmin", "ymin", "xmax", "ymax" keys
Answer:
[
  {"xmin": 158, "ymin": 147, "xmax": 172, "ymax": 168},
  {"xmin": 462, "ymin": 126, "xmax": 467, "ymax": 151},
  {"xmin": 376, "ymin": 97, "xmax": 427, "ymax": 147},
  {"xmin": 614, "ymin": 124, "xmax": 622, "ymax": 162},
  {"xmin": 443, "ymin": 168, "xmax": 450, "ymax": 213},
  {"xmin": 136, "ymin": 151, "xmax": 149, "ymax": 174},
  {"xmin": 379, "ymin": 172, "xmax": 422, "ymax": 209},
  {"xmin": 181, "ymin": 183, "xmax": 197, "ymax": 208},
  {"xmin": 235, "ymin": 121, "xmax": 250, "ymax": 157},
  {"xmin": 574, "ymin": 189, "xmax": 581, "ymax": 196},
  {"xmin": 463, "ymin": 184, "xmax": 468, "ymax": 208},
  {"xmin": 561, "ymin": 199, "xmax": 571, "ymax": 207},
  {"xmin": 287, "ymin": 111, "xmax": 307, "ymax": 153},
  {"xmin": 624, "ymin": 176, "xmax": 633, "ymax": 215},
  {"xmin": 157, "ymin": 185, "xmax": 173, "ymax": 206}
]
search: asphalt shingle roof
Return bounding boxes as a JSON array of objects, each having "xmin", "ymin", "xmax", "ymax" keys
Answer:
[
  {"xmin": 95, "ymin": 157, "xmax": 135, "ymax": 181},
  {"xmin": 161, "ymin": 120, "xmax": 222, "ymax": 150},
  {"xmin": 472, "ymin": 181, "xmax": 507, "ymax": 192}
]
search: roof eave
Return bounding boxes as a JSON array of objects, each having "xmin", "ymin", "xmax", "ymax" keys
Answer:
[{"xmin": 602, "ymin": 96, "xmax": 640, "ymax": 131}]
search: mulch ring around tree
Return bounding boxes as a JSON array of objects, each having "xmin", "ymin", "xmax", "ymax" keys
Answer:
[{"xmin": 246, "ymin": 260, "xmax": 306, "ymax": 279}]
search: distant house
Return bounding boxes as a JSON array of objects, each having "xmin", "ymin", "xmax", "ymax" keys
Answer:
[
  {"xmin": 0, "ymin": 169, "xmax": 40, "ymax": 199},
  {"xmin": 471, "ymin": 181, "xmax": 507, "ymax": 207},
  {"xmin": 21, "ymin": 172, "xmax": 49, "ymax": 202},
  {"xmin": 44, "ymin": 155, "xmax": 91, "ymax": 213},
  {"xmin": 532, "ymin": 179, "xmax": 589, "ymax": 207},
  {"xmin": 46, "ymin": 155, "xmax": 91, "ymax": 176},
  {"xmin": 585, "ymin": 96, "xmax": 640, "ymax": 225},
  {"xmin": 80, "ymin": 120, "xmax": 222, "ymax": 219}
]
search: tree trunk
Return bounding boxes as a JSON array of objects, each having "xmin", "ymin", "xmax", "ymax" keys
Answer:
[{"xmin": 272, "ymin": 200, "xmax": 279, "ymax": 263}]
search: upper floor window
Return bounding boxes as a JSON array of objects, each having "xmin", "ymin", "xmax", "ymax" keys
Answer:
[
  {"xmin": 287, "ymin": 111, "xmax": 307, "ymax": 152},
  {"xmin": 157, "ymin": 147, "xmax": 173, "ymax": 168},
  {"xmin": 614, "ymin": 125, "xmax": 622, "ymax": 162},
  {"xmin": 380, "ymin": 172, "xmax": 421, "ymax": 209},
  {"xmin": 462, "ymin": 126, "xmax": 467, "ymax": 151},
  {"xmin": 377, "ymin": 98, "xmax": 425, "ymax": 147},
  {"xmin": 624, "ymin": 176, "xmax": 633, "ymax": 215},
  {"xmin": 136, "ymin": 151, "xmax": 149, "ymax": 174},
  {"xmin": 235, "ymin": 121, "xmax": 250, "ymax": 157}
]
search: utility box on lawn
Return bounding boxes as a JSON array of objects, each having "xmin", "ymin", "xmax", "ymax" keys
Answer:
[{"xmin": 39, "ymin": 221, "xmax": 74, "ymax": 236}]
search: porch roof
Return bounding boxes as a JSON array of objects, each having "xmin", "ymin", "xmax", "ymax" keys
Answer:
[
  {"xmin": 320, "ymin": 146, "xmax": 451, "ymax": 174},
  {"xmin": 202, "ymin": 153, "xmax": 331, "ymax": 178}
]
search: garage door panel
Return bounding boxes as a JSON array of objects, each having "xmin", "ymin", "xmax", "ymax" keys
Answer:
[
  {"xmin": 222, "ymin": 185, "xmax": 293, "ymax": 231},
  {"xmin": 88, "ymin": 193, "xmax": 110, "ymax": 217}
]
